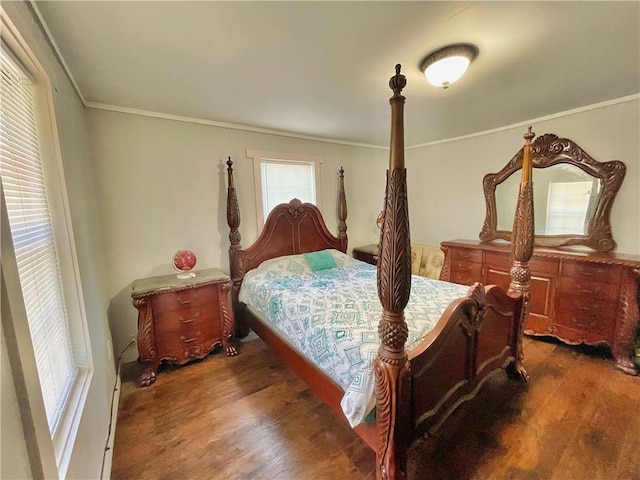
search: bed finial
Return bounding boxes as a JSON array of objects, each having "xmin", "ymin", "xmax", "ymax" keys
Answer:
[
  {"xmin": 338, "ymin": 167, "xmax": 348, "ymax": 249},
  {"xmin": 389, "ymin": 64, "xmax": 407, "ymax": 98},
  {"xmin": 376, "ymin": 65, "xmax": 411, "ymax": 480},
  {"xmin": 506, "ymin": 126, "xmax": 535, "ymax": 382}
]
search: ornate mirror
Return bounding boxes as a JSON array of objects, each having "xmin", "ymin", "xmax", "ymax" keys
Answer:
[{"xmin": 480, "ymin": 133, "xmax": 626, "ymax": 252}]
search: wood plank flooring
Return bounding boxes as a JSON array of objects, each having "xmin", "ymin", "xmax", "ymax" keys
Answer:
[{"xmin": 111, "ymin": 336, "xmax": 640, "ymax": 480}]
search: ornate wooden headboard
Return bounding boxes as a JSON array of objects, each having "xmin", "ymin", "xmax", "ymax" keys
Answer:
[{"xmin": 238, "ymin": 198, "xmax": 346, "ymax": 275}]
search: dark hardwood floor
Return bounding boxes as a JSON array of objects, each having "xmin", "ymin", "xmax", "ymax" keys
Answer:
[{"xmin": 112, "ymin": 336, "xmax": 640, "ymax": 480}]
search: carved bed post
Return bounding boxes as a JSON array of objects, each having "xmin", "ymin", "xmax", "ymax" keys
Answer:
[
  {"xmin": 507, "ymin": 127, "xmax": 535, "ymax": 382},
  {"xmin": 374, "ymin": 64, "xmax": 411, "ymax": 480},
  {"xmin": 226, "ymin": 157, "xmax": 248, "ymax": 337},
  {"xmin": 338, "ymin": 166, "xmax": 348, "ymax": 251}
]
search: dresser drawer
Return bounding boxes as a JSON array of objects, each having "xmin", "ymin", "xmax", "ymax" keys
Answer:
[
  {"xmin": 485, "ymin": 251, "xmax": 559, "ymax": 276},
  {"xmin": 152, "ymin": 284, "xmax": 219, "ymax": 313},
  {"xmin": 556, "ymin": 296, "xmax": 616, "ymax": 339},
  {"xmin": 561, "ymin": 260, "xmax": 622, "ymax": 284},
  {"xmin": 451, "ymin": 248, "xmax": 482, "ymax": 264},
  {"xmin": 558, "ymin": 276, "xmax": 619, "ymax": 301},
  {"xmin": 449, "ymin": 261, "xmax": 482, "ymax": 285}
]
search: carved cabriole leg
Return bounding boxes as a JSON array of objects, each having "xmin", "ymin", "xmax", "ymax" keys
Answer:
[
  {"xmin": 226, "ymin": 157, "xmax": 249, "ymax": 338},
  {"xmin": 133, "ymin": 296, "xmax": 158, "ymax": 387},
  {"xmin": 612, "ymin": 267, "xmax": 640, "ymax": 375},
  {"xmin": 220, "ymin": 282, "xmax": 238, "ymax": 356},
  {"xmin": 506, "ymin": 127, "xmax": 535, "ymax": 383},
  {"xmin": 375, "ymin": 64, "xmax": 411, "ymax": 480}
]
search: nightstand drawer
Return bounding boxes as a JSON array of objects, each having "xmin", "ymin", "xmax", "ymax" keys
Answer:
[
  {"xmin": 152, "ymin": 284, "xmax": 218, "ymax": 313},
  {"xmin": 155, "ymin": 318, "xmax": 215, "ymax": 356},
  {"xmin": 154, "ymin": 305, "xmax": 217, "ymax": 334}
]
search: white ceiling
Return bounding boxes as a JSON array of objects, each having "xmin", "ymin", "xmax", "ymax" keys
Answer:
[{"xmin": 34, "ymin": 1, "xmax": 640, "ymax": 147}]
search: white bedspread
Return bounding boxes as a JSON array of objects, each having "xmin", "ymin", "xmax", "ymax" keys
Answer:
[{"xmin": 238, "ymin": 250, "xmax": 468, "ymax": 427}]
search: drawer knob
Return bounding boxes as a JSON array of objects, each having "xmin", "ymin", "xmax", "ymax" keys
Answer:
[{"xmin": 180, "ymin": 332, "xmax": 201, "ymax": 344}]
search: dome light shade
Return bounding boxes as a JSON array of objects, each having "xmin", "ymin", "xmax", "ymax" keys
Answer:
[{"xmin": 420, "ymin": 44, "xmax": 478, "ymax": 89}]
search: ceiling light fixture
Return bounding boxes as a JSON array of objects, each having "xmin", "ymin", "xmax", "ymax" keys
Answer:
[{"xmin": 419, "ymin": 44, "xmax": 478, "ymax": 89}]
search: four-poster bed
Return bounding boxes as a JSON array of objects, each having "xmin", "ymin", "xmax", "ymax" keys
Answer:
[{"xmin": 225, "ymin": 65, "xmax": 534, "ymax": 480}]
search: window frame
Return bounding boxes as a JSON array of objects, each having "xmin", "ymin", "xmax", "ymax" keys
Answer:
[
  {"xmin": 246, "ymin": 149, "xmax": 323, "ymax": 230},
  {"xmin": 1, "ymin": 12, "xmax": 93, "ymax": 479}
]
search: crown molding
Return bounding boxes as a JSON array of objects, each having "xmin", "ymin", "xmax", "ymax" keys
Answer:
[
  {"xmin": 406, "ymin": 93, "xmax": 640, "ymax": 150},
  {"xmin": 85, "ymin": 101, "xmax": 389, "ymax": 150}
]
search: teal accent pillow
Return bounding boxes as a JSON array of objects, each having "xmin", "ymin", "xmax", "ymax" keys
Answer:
[{"xmin": 304, "ymin": 250, "xmax": 337, "ymax": 272}]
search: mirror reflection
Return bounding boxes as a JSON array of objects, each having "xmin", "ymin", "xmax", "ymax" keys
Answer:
[{"xmin": 496, "ymin": 164, "xmax": 601, "ymax": 236}]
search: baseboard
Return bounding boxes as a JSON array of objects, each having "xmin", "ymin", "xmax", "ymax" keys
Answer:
[{"xmin": 100, "ymin": 371, "xmax": 122, "ymax": 480}]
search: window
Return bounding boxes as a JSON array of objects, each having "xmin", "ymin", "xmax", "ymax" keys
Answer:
[
  {"xmin": 1, "ymin": 16, "xmax": 92, "ymax": 478},
  {"xmin": 545, "ymin": 181, "xmax": 596, "ymax": 234},
  {"xmin": 246, "ymin": 149, "xmax": 323, "ymax": 228}
]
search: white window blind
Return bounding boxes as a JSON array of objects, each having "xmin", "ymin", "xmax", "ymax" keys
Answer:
[
  {"xmin": 545, "ymin": 181, "xmax": 593, "ymax": 235},
  {"xmin": 260, "ymin": 160, "xmax": 316, "ymax": 219},
  {"xmin": 1, "ymin": 49, "xmax": 77, "ymax": 434}
]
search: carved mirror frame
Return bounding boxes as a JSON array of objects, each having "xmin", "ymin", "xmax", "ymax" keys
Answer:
[{"xmin": 480, "ymin": 133, "xmax": 626, "ymax": 252}]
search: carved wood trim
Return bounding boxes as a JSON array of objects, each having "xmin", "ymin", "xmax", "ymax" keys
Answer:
[
  {"xmin": 226, "ymin": 157, "xmax": 247, "ymax": 336},
  {"xmin": 133, "ymin": 297, "xmax": 155, "ymax": 360},
  {"xmin": 375, "ymin": 64, "xmax": 411, "ymax": 480},
  {"xmin": 338, "ymin": 166, "xmax": 348, "ymax": 251},
  {"xmin": 612, "ymin": 267, "xmax": 640, "ymax": 375},
  {"xmin": 131, "ymin": 280, "xmax": 225, "ymax": 299},
  {"xmin": 506, "ymin": 127, "xmax": 535, "ymax": 382},
  {"xmin": 480, "ymin": 133, "xmax": 626, "ymax": 252},
  {"xmin": 219, "ymin": 282, "xmax": 238, "ymax": 356},
  {"xmin": 439, "ymin": 244, "xmax": 451, "ymax": 282}
]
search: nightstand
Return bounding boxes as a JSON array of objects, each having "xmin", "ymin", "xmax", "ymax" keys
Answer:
[
  {"xmin": 353, "ymin": 244, "xmax": 378, "ymax": 266},
  {"xmin": 131, "ymin": 268, "xmax": 237, "ymax": 387}
]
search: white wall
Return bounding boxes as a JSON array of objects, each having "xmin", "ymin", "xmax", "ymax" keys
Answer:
[
  {"xmin": 90, "ymin": 97, "xmax": 640, "ymax": 363},
  {"xmin": 87, "ymin": 109, "xmax": 388, "ymax": 361},
  {"xmin": 2, "ymin": 2, "xmax": 115, "ymax": 479},
  {"xmin": 406, "ymin": 98, "xmax": 640, "ymax": 255}
]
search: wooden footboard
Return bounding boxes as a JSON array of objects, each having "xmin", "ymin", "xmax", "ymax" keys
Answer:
[{"xmin": 407, "ymin": 284, "xmax": 523, "ymax": 440}]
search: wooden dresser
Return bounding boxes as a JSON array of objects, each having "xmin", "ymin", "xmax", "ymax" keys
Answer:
[
  {"xmin": 440, "ymin": 240, "xmax": 640, "ymax": 375},
  {"xmin": 131, "ymin": 268, "xmax": 237, "ymax": 386}
]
